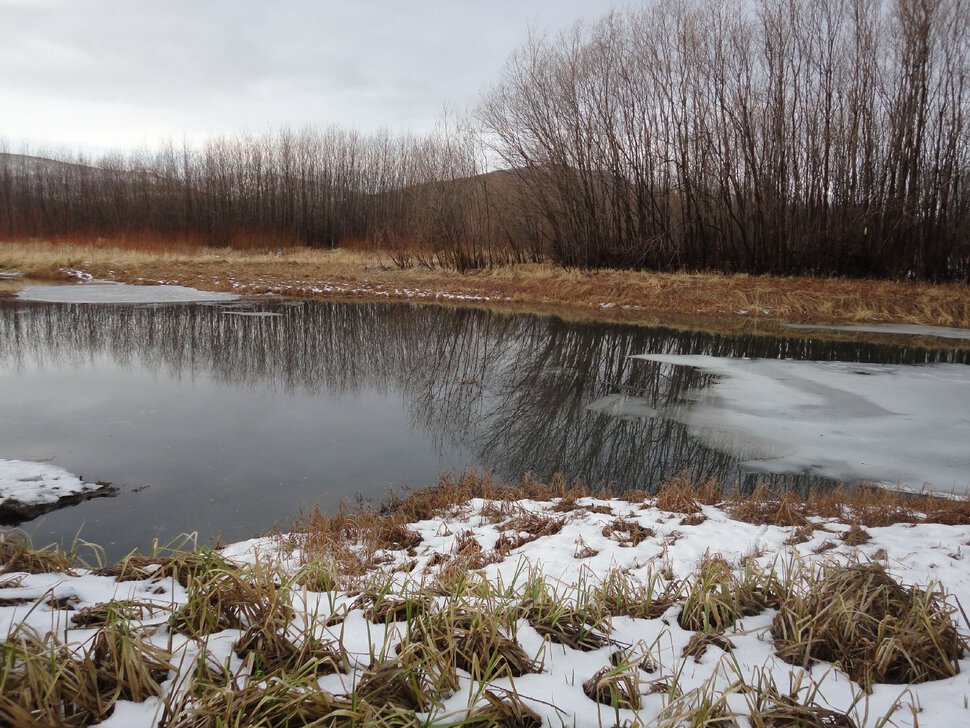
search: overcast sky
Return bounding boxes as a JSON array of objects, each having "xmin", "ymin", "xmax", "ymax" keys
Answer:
[{"xmin": 1, "ymin": 0, "xmax": 623, "ymax": 154}]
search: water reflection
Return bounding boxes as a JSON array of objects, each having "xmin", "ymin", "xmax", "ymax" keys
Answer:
[{"xmin": 0, "ymin": 299, "xmax": 966, "ymax": 555}]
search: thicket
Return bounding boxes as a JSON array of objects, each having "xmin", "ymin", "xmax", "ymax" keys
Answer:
[
  {"xmin": 1, "ymin": 0, "xmax": 968, "ymax": 280},
  {"xmin": 0, "ymin": 123, "xmax": 537, "ymax": 272}
]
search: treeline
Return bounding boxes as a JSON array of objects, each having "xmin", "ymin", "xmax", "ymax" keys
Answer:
[
  {"xmin": 483, "ymin": 0, "xmax": 970, "ymax": 279},
  {"xmin": 1, "ymin": 0, "xmax": 969, "ymax": 280},
  {"xmin": 0, "ymin": 123, "xmax": 540, "ymax": 271}
]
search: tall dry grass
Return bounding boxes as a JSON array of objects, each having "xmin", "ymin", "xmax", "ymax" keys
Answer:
[{"xmin": 2, "ymin": 239, "xmax": 968, "ymax": 328}]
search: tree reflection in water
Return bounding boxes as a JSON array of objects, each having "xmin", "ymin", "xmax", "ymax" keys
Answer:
[{"xmin": 3, "ymin": 299, "xmax": 965, "ymax": 502}]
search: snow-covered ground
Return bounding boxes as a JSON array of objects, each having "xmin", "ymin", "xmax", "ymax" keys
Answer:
[
  {"xmin": 3, "ymin": 495, "xmax": 970, "ymax": 727},
  {"xmin": 16, "ymin": 281, "xmax": 238, "ymax": 304},
  {"xmin": 0, "ymin": 459, "xmax": 107, "ymax": 512},
  {"xmin": 636, "ymin": 355, "xmax": 970, "ymax": 494}
]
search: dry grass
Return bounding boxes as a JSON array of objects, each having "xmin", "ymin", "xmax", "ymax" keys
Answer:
[
  {"xmin": 493, "ymin": 512, "xmax": 565, "ymax": 551},
  {"xmin": 404, "ymin": 608, "xmax": 536, "ymax": 680},
  {"xmin": 94, "ymin": 547, "xmax": 229, "ymax": 586},
  {"xmin": 601, "ymin": 518, "xmax": 655, "ymax": 547},
  {"xmin": 281, "ymin": 472, "xmax": 970, "ymax": 593},
  {"xmin": 656, "ymin": 475, "xmax": 720, "ymax": 514},
  {"xmin": 679, "ymin": 557, "xmax": 776, "ymax": 633},
  {"xmin": 583, "ymin": 663, "xmax": 642, "ymax": 709},
  {"xmin": 462, "ymin": 690, "xmax": 543, "ymax": 728},
  {"xmin": 162, "ymin": 671, "xmax": 376, "ymax": 728},
  {"xmin": 772, "ymin": 562, "xmax": 965, "ymax": 688},
  {"xmin": 0, "ymin": 623, "xmax": 171, "ymax": 727},
  {"xmin": 0, "ymin": 531, "xmax": 71, "ymax": 574},
  {"xmin": 841, "ymin": 525, "xmax": 871, "ymax": 546},
  {"xmin": 520, "ymin": 576, "xmax": 609, "ymax": 651},
  {"xmin": 682, "ymin": 632, "xmax": 736, "ymax": 662},
  {"xmin": 711, "ymin": 482, "xmax": 970, "ymax": 529},
  {"xmin": 750, "ymin": 693, "xmax": 858, "ymax": 728},
  {"xmin": 71, "ymin": 600, "xmax": 164, "ymax": 628},
  {"xmin": 288, "ymin": 472, "xmax": 589, "ymax": 575},
  {"xmin": 594, "ymin": 568, "xmax": 682, "ymax": 620},
  {"xmin": 3, "ymin": 239, "xmax": 969, "ymax": 328},
  {"xmin": 169, "ymin": 561, "xmax": 290, "ymax": 638},
  {"xmin": 355, "ymin": 659, "xmax": 440, "ymax": 712}
]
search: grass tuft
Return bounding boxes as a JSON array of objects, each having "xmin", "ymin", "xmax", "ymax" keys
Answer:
[
  {"xmin": 682, "ymin": 632, "xmax": 735, "ymax": 663},
  {"xmin": 0, "ymin": 531, "xmax": 71, "ymax": 574},
  {"xmin": 679, "ymin": 557, "xmax": 773, "ymax": 633},
  {"xmin": 772, "ymin": 562, "xmax": 965, "ymax": 688},
  {"xmin": 520, "ymin": 577, "xmax": 608, "ymax": 651},
  {"xmin": 462, "ymin": 689, "xmax": 543, "ymax": 727},
  {"xmin": 582, "ymin": 663, "xmax": 642, "ymax": 710}
]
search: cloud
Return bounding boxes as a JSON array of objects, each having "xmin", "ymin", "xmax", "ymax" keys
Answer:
[{"xmin": 0, "ymin": 0, "xmax": 620, "ymax": 151}]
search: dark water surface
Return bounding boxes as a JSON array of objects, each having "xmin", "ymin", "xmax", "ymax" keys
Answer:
[{"xmin": 1, "ymin": 299, "xmax": 967, "ymax": 558}]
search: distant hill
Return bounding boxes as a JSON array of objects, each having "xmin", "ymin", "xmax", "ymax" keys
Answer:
[{"xmin": 0, "ymin": 152, "xmax": 96, "ymax": 174}]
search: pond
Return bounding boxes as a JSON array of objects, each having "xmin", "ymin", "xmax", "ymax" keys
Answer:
[{"xmin": 1, "ymin": 295, "xmax": 968, "ymax": 559}]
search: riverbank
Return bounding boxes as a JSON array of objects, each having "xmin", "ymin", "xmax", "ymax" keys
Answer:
[
  {"xmin": 2, "ymin": 474, "xmax": 970, "ymax": 727},
  {"xmin": 2, "ymin": 240, "xmax": 969, "ymax": 329}
]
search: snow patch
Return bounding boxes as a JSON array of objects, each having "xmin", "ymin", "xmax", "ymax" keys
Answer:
[{"xmin": 0, "ymin": 459, "xmax": 103, "ymax": 507}]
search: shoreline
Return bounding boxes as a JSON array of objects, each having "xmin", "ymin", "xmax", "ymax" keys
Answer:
[{"xmin": 2, "ymin": 240, "xmax": 969, "ymax": 332}]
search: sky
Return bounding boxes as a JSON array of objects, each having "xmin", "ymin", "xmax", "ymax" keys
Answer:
[{"xmin": 0, "ymin": 0, "xmax": 623, "ymax": 155}]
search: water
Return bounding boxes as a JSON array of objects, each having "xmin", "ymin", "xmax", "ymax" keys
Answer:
[{"xmin": 1, "ymin": 298, "xmax": 967, "ymax": 558}]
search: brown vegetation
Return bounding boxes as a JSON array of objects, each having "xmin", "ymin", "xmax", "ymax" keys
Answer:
[
  {"xmin": 3, "ymin": 241, "xmax": 970, "ymax": 328},
  {"xmin": 772, "ymin": 562, "xmax": 965, "ymax": 688},
  {"xmin": 277, "ymin": 472, "xmax": 970, "ymax": 582}
]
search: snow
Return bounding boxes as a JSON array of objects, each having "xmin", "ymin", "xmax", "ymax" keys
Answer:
[
  {"xmin": 0, "ymin": 459, "xmax": 103, "ymax": 507},
  {"xmin": 784, "ymin": 322, "xmax": 970, "ymax": 341},
  {"xmin": 16, "ymin": 282, "xmax": 238, "ymax": 304},
  {"xmin": 634, "ymin": 355, "xmax": 970, "ymax": 494},
  {"xmin": 3, "ymin": 497, "xmax": 970, "ymax": 727}
]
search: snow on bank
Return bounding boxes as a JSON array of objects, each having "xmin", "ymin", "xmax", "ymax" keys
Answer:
[
  {"xmin": 636, "ymin": 355, "xmax": 970, "ymax": 494},
  {"xmin": 0, "ymin": 459, "xmax": 105, "ymax": 509},
  {"xmin": 16, "ymin": 281, "xmax": 238, "ymax": 304},
  {"xmin": 3, "ymin": 496, "xmax": 970, "ymax": 727}
]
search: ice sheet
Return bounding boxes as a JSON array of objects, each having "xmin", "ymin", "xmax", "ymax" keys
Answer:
[
  {"xmin": 16, "ymin": 282, "xmax": 238, "ymax": 304},
  {"xmin": 784, "ymin": 322, "xmax": 970, "ymax": 341},
  {"xmin": 634, "ymin": 355, "xmax": 970, "ymax": 493}
]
